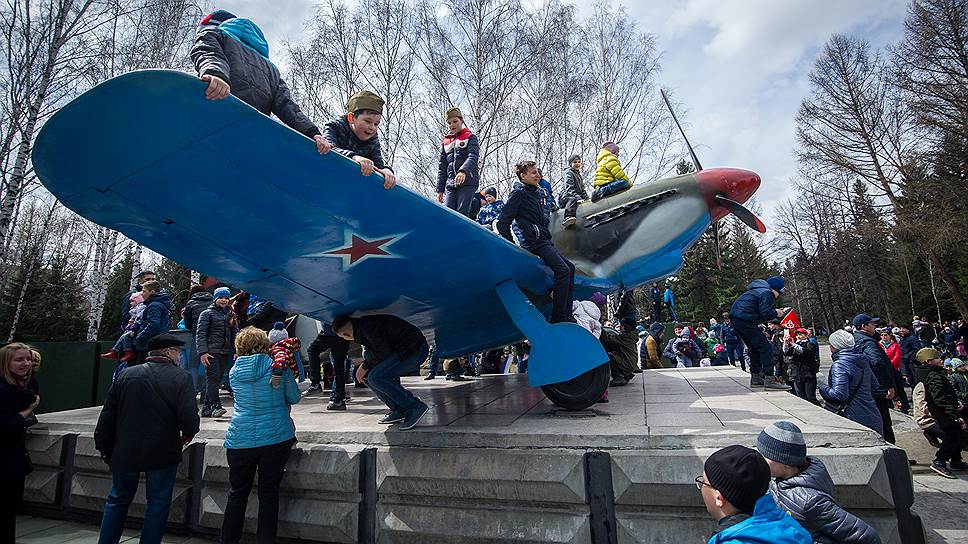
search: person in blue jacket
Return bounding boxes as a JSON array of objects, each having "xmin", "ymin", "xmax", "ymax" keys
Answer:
[
  {"xmin": 133, "ymin": 280, "xmax": 171, "ymax": 365},
  {"xmin": 476, "ymin": 187, "xmax": 504, "ymax": 229},
  {"xmin": 699, "ymin": 445, "xmax": 811, "ymax": 544},
  {"xmin": 818, "ymin": 330, "xmax": 883, "ymax": 436},
  {"xmin": 663, "ymin": 283, "xmax": 677, "ymax": 322},
  {"xmin": 728, "ymin": 276, "xmax": 791, "ymax": 389},
  {"xmin": 221, "ymin": 326, "xmax": 300, "ymax": 544}
]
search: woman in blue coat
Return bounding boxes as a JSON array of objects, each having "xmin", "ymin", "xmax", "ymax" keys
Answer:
[
  {"xmin": 221, "ymin": 327, "xmax": 301, "ymax": 544},
  {"xmin": 819, "ymin": 330, "xmax": 883, "ymax": 436}
]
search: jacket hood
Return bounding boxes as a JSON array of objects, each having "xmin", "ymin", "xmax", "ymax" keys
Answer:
[
  {"xmin": 915, "ymin": 362, "xmax": 943, "ymax": 382},
  {"xmin": 219, "ymin": 18, "xmax": 269, "ymax": 59},
  {"xmin": 747, "ymin": 279, "xmax": 772, "ymax": 291},
  {"xmin": 774, "ymin": 457, "xmax": 834, "ymax": 496},
  {"xmin": 831, "ymin": 347, "xmax": 866, "ymax": 368},
  {"xmin": 190, "ymin": 292, "xmax": 213, "ymax": 302},
  {"xmin": 596, "ymin": 148, "xmax": 616, "ymax": 162},
  {"xmin": 231, "ymin": 353, "xmax": 272, "ymax": 383},
  {"xmin": 710, "ymin": 493, "xmax": 808, "ymax": 543},
  {"xmin": 145, "ymin": 291, "xmax": 171, "ymax": 307}
]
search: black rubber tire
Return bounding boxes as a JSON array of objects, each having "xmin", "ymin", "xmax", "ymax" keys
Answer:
[{"xmin": 541, "ymin": 363, "xmax": 611, "ymax": 410}]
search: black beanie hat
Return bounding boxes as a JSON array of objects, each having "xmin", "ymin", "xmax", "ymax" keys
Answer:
[{"xmin": 703, "ymin": 445, "xmax": 770, "ymax": 514}]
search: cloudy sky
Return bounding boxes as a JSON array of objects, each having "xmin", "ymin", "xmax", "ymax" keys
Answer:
[{"xmin": 215, "ymin": 0, "xmax": 910, "ymax": 218}]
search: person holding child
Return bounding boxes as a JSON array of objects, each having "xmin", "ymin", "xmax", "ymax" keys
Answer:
[
  {"xmin": 436, "ymin": 107, "xmax": 480, "ymax": 218},
  {"xmin": 191, "ymin": 10, "xmax": 332, "ymax": 156},
  {"xmin": 102, "ymin": 289, "xmax": 147, "ymax": 363},
  {"xmin": 133, "ymin": 280, "xmax": 171, "ymax": 365},
  {"xmin": 497, "ymin": 160, "xmax": 576, "ymax": 324},
  {"xmin": 592, "ymin": 141, "xmax": 633, "ymax": 202},
  {"xmin": 324, "ymin": 90, "xmax": 397, "ymax": 189}
]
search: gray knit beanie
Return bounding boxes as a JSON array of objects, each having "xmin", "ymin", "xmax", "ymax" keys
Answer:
[
  {"xmin": 757, "ymin": 421, "xmax": 807, "ymax": 467},
  {"xmin": 828, "ymin": 329, "xmax": 854, "ymax": 351}
]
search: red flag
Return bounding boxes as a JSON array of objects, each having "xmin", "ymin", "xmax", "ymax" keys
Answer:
[{"xmin": 779, "ymin": 309, "xmax": 801, "ymax": 330}]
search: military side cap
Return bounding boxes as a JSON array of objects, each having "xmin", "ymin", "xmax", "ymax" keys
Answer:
[
  {"xmin": 446, "ymin": 106, "xmax": 463, "ymax": 120},
  {"xmin": 346, "ymin": 90, "xmax": 384, "ymax": 114},
  {"xmin": 916, "ymin": 347, "xmax": 940, "ymax": 363}
]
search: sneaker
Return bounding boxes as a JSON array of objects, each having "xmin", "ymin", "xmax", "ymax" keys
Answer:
[
  {"xmin": 764, "ymin": 376, "xmax": 792, "ymax": 391},
  {"xmin": 399, "ymin": 402, "xmax": 430, "ymax": 430},
  {"xmin": 450, "ymin": 375, "xmax": 467, "ymax": 382},
  {"xmin": 354, "ymin": 381, "xmax": 368, "ymax": 389},
  {"xmin": 302, "ymin": 383, "xmax": 324, "ymax": 397},
  {"xmin": 424, "ymin": 374, "xmax": 436, "ymax": 380},
  {"xmin": 950, "ymin": 460, "xmax": 968, "ymax": 471},
  {"xmin": 610, "ymin": 376, "xmax": 628, "ymax": 387},
  {"xmin": 633, "ymin": 368, "xmax": 643, "ymax": 373},
  {"xmin": 326, "ymin": 400, "xmax": 346, "ymax": 411},
  {"xmin": 379, "ymin": 410, "xmax": 407, "ymax": 424},
  {"xmin": 211, "ymin": 406, "xmax": 227, "ymax": 418},
  {"xmin": 200, "ymin": 406, "xmax": 213, "ymax": 418},
  {"xmin": 562, "ymin": 216, "xmax": 577, "ymax": 228},
  {"xmin": 931, "ymin": 460, "xmax": 956, "ymax": 479},
  {"xmin": 750, "ymin": 374, "xmax": 765, "ymax": 387},
  {"xmin": 99, "ymin": 350, "xmax": 118, "ymax": 360}
]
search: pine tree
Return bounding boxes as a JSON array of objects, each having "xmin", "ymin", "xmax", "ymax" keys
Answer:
[
  {"xmin": 157, "ymin": 257, "xmax": 191, "ymax": 324},
  {"xmin": 98, "ymin": 252, "xmax": 134, "ymax": 340}
]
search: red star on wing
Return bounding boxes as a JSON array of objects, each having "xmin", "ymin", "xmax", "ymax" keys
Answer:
[{"xmin": 324, "ymin": 235, "xmax": 395, "ymax": 265}]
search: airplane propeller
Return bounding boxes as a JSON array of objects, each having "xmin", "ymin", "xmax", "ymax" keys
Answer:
[{"xmin": 659, "ymin": 89, "xmax": 766, "ymax": 268}]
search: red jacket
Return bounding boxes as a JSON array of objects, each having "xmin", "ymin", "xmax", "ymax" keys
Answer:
[{"xmin": 881, "ymin": 341, "xmax": 902, "ymax": 371}]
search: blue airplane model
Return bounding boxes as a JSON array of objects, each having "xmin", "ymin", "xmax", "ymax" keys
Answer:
[{"xmin": 32, "ymin": 71, "xmax": 764, "ymax": 410}]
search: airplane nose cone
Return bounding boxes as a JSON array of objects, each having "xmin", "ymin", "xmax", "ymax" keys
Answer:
[{"xmin": 694, "ymin": 168, "xmax": 761, "ymax": 221}]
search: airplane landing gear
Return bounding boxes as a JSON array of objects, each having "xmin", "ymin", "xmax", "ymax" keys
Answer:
[{"xmin": 541, "ymin": 363, "xmax": 610, "ymax": 410}]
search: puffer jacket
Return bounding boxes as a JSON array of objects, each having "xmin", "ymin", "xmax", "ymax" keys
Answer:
[
  {"xmin": 950, "ymin": 371, "xmax": 968, "ymax": 404},
  {"xmin": 593, "ymin": 148, "xmax": 629, "ymax": 186},
  {"xmin": 134, "ymin": 291, "xmax": 172, "ymax": 351},
  {"xmin": 729, "ymin": 280, "xmax": 777, "ymax": 324},
  {"xmin": 573, "ymin": 300, "xmax": 602, "ymax": 339},
  {"xmin": 561, "ymin": 167, "xmax": 588, "ymax": 200},
  {"xmin": 881, "ymin": 340, "xmax": 901, "ymax": 371},
  {"xmin": 915, "ymin": 363, "xmax": 960, "ymax": 428},
  {"xmin": 912, "ymin": 382, "xmax": 935, "ymax": 430},
  {"xmin": 640, "ymin": 333, "xmax": 663, "ymax": 369},
  {"xmin": 436, "ymin": 128, "xmax": 480, "ymax": 193},
  {"xmin": 496, "ymin": 183, "xmax": 552, "ymax": 251},
  {"xmin": 224, "ymin": 353, "xmax": 300, "ymax": 449},
  {"xmin": 184, "ymin": 291, "xmax": 213, "ymax": 334},
  {"xmin": 196, "ymin": 303, "xmax": 238, "ymax": 355},
  {"xmin": 601, "ymin": 326, "xmax": 639, "ymax": 380},
  {"xmin": 852, "ymin": 331, "xmax": 895, "ymax": 398},
  {"xmin": 819, "ymin": 349, "xmax": 883, "ymax": 435},
  {"xmin": 769, "ymin": 457, "xmax": 882, "ymax": 544},
  {"xmin": 190, "ymin": 18, "xmax": 320, "ymax": 139},
  {"xmin": 476, "ymin": 200, "xmax": 505, "ymax": 227},
  {"xmin": 707, "ymin": 493, "xmax": 811, "ymax": 544},
  {"xmin": 323, "ymin": 116, "xmax": 390, "ymax": 171}
]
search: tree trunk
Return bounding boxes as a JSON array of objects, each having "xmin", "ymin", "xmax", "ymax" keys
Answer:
[
  {"xmin": 85, "ymin": 226, "xmax": 118, "ymax": 340},
  {"xmin": 129, "ymin": 242, "xmax": 143, "ymax": 286}
]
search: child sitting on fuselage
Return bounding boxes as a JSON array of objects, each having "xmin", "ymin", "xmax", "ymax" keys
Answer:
[
  {"xmin": 323, "ymin": 90, "xmax": 397, "ymax": 189},
  {"xmin": 592, "ymin": 141, "xmax": 632, "ymax": 202}
]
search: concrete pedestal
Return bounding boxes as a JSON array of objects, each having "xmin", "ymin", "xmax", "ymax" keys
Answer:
[{"xmin": 24, "ymin": 367, "xmax": 924, "ymax": 543}]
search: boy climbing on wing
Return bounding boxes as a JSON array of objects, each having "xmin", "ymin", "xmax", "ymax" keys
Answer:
[
  {"xmin": 592, "ymin": 141, "xmax": 632, "ymax": 202},
  {"xmin": 190, "ymin": 10, "xmax": 332, "ymax": 155},
  {"xmin": 323, "ymin": 91, "xmax": 397, "ymax": 189},
  {"xmin": 497, "ymin": 160, "xmax": 576, "ymax": 324}
]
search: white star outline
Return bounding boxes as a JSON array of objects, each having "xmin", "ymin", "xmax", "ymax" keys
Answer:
[{"xmin": 302, "ymin": 228, "xmax": 410, "ymax": 271}]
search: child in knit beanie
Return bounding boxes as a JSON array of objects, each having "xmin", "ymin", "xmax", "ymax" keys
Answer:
[
  {"xmin": 268, "ymin": 321, "xmax": 289, "ymax": 344},
  {"xmin": 699, "ymin": 445, "xmax": 810, "ymax": 544},
  {"xmin": 757, "ymin": 421, "xmax": 881, "ymax": 544},
  {"xmin": 267, "ymin": 322, "xmax": 304, "ymax": 387}
]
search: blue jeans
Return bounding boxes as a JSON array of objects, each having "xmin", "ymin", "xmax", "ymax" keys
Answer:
[
  {"xmin": 730, "ymin": 318, "xmax": 774, "ymax": 376},
  {"xmin": 726, "ymin": 343, "xmax": 745, "ymax": 370},
  {"xmin": 367, "ymin": 343, "xmax": 430, "ymax": 412},
  {"xmin": 98, "ymin": 464, "xmax": 178, "ymax": 544},
  {"xmin": 427, "ymin": 346, "xmax": 440, "ymax": 376},
  {"xmin": 667, "ymin": 305, "xmax": 677, "ymax": 322}
]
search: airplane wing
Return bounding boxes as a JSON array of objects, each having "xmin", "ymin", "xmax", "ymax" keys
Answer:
[{"xmin": 32, "ymin": 70, "xmax": 553, "ymax": 357}]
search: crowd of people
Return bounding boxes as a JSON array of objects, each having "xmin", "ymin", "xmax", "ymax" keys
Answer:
[{"xmin": 2, "ymin": 8, "xmax": 961, "ymax": 544}]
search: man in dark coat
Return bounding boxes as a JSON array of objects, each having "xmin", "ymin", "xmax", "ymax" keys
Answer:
[
  {"xmin": 190, "ymin": 10, "xmax": 331, "ymax": 155},
  {"xmin": 852, "ymin": 314, "xmax": 897, "ymax": 444},
  {"xmin": 721, "ymin": 313, "xmax": 745, "ymax": 371},
  {"xmin": 649, "ymin": 283, "xmax": 663, "ymax": 324},
  {"xmin": 497, "ymin": 160, "xmax": 575, "ymax": 324},
  {"xmin": 334, "ymin": 314, "xmax": 430, "ymax": 431},
  {"xmin": 95, "ymin": 334, "xmax": 199, "ymax": 544},
  {"xmin": 728, "ymin": 276, "xmax": 791, "ymax": 389},
  {"xmin": 304, "ymin": 323, "xmax": 352, "ymax": 411},
  {"xmin": 898, "ymin": 326, "xmax": 921, "ymax": 387},
  {"xmin": 915, "ymin": 347, "xmax": 967, "ymax": 478},
  {"xmin": 559, "ymin": 154, "xmax": 588, "ymax": 228}
]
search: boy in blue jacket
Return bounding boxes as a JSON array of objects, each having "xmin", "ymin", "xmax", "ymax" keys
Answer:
[
  {"xmin": 699, "ymin": 445, "xmax": 811, "ymax": 544},
  {"xmin": 497, "ymin": 160, "xmax": 575, "ymax": 324},
  {"xmin": 728, "ymin": 276, "xmax": 791, "ymax": 390}
]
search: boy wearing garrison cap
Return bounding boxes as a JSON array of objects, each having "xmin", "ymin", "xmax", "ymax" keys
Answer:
[
  {"xmin": 323, "ymin": 90, "xmax": 397, "ymax": 189},
  {"xmin": 191, "ymin": 10, "xmax": 332, "ymax": 156},
  {"xmin": 698, "ymin": 445, "xmax": 810, "ymax": 544},
  {"xmin": 436, "ymin": 107, "xmax": 481, "ymax": 218},
  {"xmin": 757, "ymin": 421, "xmax": 881, "ymax": 543}
]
